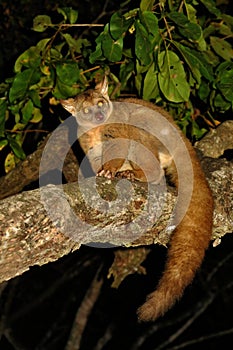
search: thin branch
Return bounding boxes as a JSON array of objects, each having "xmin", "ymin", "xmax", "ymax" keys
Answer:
[
  {"xmin": 154, "ymin": 292, "xmax": 216, "ymax": 350},
  {"xmin": 166, "ymin": 328, "xmax": 233, "ymax": 350},
  {"xmin": 90, "ymin": 0, "xmax": 111, "ymax": 24},
  {"xmin": 65, "ymin": 267, "xmax": 104, "ymax": 350},
  {"xmin": 5, "ymin": 129, "xmax": 49, "ymax": 134},
  {"xmin": 47, "ymin": 23, "xmax": 104, "ymax": 27},
  {"xmin": 8, "ymin": 255, "xmax": 97, "ymax": 324},
  {"xmin": 93, "ymin": 324, "xmax": 114, "ymax": 350},
  {"xmin": 81, "ymin": 65, "xmax": 101, "ymax": 75},
  {"xmin": 206, "ymin": 250, "xmax": 233, "ymax": 283},
  {"xmin": 79, "ymin": 0, "xmax": 114, "ymax": 38}
]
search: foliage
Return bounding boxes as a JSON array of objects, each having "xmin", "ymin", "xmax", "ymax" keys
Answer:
[{"xmin": 0, "ymin": 0, "xmax": 233, "ymax": 173}]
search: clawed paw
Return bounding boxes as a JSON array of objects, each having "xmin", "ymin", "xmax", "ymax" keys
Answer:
[
  {"xmin": 116, "ymin": 170, "xmax": 135, "ymax": 181},
  {"xmin": 97, "ymin": 169, "xmax": 135, "ymax": 181},
  {"xmin": 97, "ymin": 169, "xmax": 115, "ymax": 179}
]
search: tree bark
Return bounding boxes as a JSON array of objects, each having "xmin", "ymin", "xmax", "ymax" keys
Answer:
[{"xmin": 0, "ymin": 121, "xmax": 232, "ymax": 284}]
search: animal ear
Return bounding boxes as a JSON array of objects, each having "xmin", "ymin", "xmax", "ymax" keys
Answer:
[
  {"xmin": 95, "ymin": 75, "xmax": 109, "ymax": 96},
  {"xmin": 60, "ymin": 98, "xmax": 76, "ymax": 115}
]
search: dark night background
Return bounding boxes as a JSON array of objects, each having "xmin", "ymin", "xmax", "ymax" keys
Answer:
[{"xmin": 0, "ymin": 1, "xmax": 232, "ymax": 349}]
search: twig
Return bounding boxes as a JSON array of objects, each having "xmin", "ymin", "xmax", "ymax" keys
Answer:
[
  {"xmin": 159, "ymin": 2, "xmax": 173, "ymax": 41},
  {"xmin": 3, "ymin": 329, "xmax": 25, "ymax": 350},
  {"xmin": 5, "ymin": 129, "xmax": 49, "ymax": 134},
  {"xmin": 162, "ymin": 16, "xmax": 173, "ymax": 41},
  {"xmin": 90, "ymin": 0, "xmax": 111, "ymax": 25},
  {"xmin": 79, "ymin": 0, "xmax": 114, "ymax": 38},
  {"xmin": 93, "ymin": 324, "xmax": 114, "ymax": 350},
  {"xmin": 8, "ymin": 255, "xmax": 97, "ymax": 323},
  {"xmin": 47, "ymin": 23, "xmax": 104, "ymax": 27},
  {"xmin": 81, "ymin": 65, "xmax": 101, "ymax": 75},
  {"xmin": 206, "ymin": 250, "xmax": 233, "ymax": 282},
  {"xmin": 178, "ymin": 0, "xmax": 185, "ymax": 13},
  {"xmin": 155, "ymin": 292, "xmax": 216, "ymax": 350},
  {"xmin": 65, "ymin": 266, "xmax": 104, "ymax": 350},
  {"xmin": 130, "ymin": 289, "xmax": 216, "ymax": 350},
  {"xmin": 150, "ymin": 277, "xmax": 233, "ymax": 350},
  {"xmin": 166, "ymin": 327, "xmax": 233, "ymax": 350}
]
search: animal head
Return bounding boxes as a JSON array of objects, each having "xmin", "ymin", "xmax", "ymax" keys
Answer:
[{"xmin": 61, "ymin": 76, "xmax": 113, "ymax": 127}]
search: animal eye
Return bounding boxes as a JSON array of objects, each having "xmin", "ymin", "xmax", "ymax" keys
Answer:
[
  {"xmin": 83, "ymin": 108, "xmax": 89, "ymax": 114},
  {"xmin": 97, "ymin": 101, "xmax": 103, "ymax": 107}
]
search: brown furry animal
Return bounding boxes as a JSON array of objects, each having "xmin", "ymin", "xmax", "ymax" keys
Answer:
[{"xmin": 61, "ymin": 76, "xmax": 213, "ymax": 321}]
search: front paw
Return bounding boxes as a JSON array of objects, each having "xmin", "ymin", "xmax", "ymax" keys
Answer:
[
  {"xmin": 97, "ymin": 169, "xmax": 115, "ymax": 179},
  {"xmin": 116, "ymin": 170, "xmax": 135, "ymax": 181}
]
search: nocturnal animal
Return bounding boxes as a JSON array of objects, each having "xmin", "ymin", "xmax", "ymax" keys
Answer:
[{"xmin": 61, "ymin": 76, "xmax": 214, "ymax": 322}]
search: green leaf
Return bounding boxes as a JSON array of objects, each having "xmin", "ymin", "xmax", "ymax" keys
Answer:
[
  {"xmin": 30, "ymin": 107, "xmax": 43, "ymax": 123},
  {"xmin": 124, "ymin": 9, "xmax": 138, "ymax": 21},
  {"xmin": 216, "ymin": 61, "xmax": 233, "ymax": 76},
  {"xmin": 50, "ymin": 48, "xmax": 63, "ymax": 60},
  {"xmin": 89, "ymin": 43, "xmax": 104, "ymax": 64},
  {"xmin": 191, "ymin": 120, "xmax": 207, "ymax": 139},
  {"xmin": 53, "ymin": 78, "xmax": 80, "ymax": 99},
  {"xmin": 7, "ymin": 135, "xmax": 26, "ymax": 160},
  {"xmin": 203, "ymin": 24, "xmax": 216, "ymax": 39},
  {"xmin": 139, "ymin": 11, "xmax": 159, "ymax": 37},
  {"xmin": 14, "ymin": 47, "xmax": 41, "ymax": 72},
  {"xmin": 140, "ymin": 0, "xmax": 155, "ymax": 11},
  {"xmin": 4, "ymin": 152, "xmax": 16, "ymax": 173},
  {"xmin": 168, "ymin": 11, "xmax": 202, "ymax": 41},
  {"xmin": 143, "ymin": 63, "xmax": 159, "ymax": 100},
  {"xmin": 28, "ymin": 90, "xmax": 41, "ymax": 107},
  {"xmin": 9, "ymin": 69, "xmax": 41, "ymax": 103},
  {"xmin": 185, "ymin": 3, "xmax": 197, "ymax": 22},
  {"xmin": 33, "ymin": 15, "xmax": 52, "ymax": 32},
  {"xmin": 213, "ymin": 93, "xmax": 231, "ymax": 111},
  {"xmin": 158, "ymin": 50, "xmax": 190, "ymax": 103},
  {"xmin": 135, "ymin": 72, "xmax": 143, "ymax": 95},
  {"xmin": 196, "ymin": 32, "xmax": 207, "ymax": 51},
  {"xmin": 198, "ymin": 81, "xmax": 210, "ymax": 102},
  {"xmin": 56, "ymin": 62, "xmax": 80, "ymax": 85},
  {"xmin": 202, "ymin": 50, "xmax": 219, "ymax": 67},
  {"xmin": 36, "ymin": 38, "xmax": 51, "ymax": 52},
  {"xmin": 21, "ymin": 99, "xmax": 34, "ymax": 123},
  {"xmin": 0, "ymin": 82, "xmax": 10, "ymax": 94},
  {"xmin": 119, "ymin": 60, "xmax": 135, "ymax": 88},
  {"xmin": 136, "ymin": 60, "xmax": 151, "ymax": 74},
  {"xmin": 57, "ymin": 7, "xmax": 78, "ymax": 24},
  {"xmin": 168, "ymin": 11, "xmax": 189, "ymax": 27},
  {"xmin": 222, "ymin": 14, "xmax": 233, "ymax": 29},
  {"xmin": 199, "ymin": 0, "xmax": 221, "ymax": 17},
  {"xmin": 135, "ymin": 21, "xmax": 152, "ymax": 66},
  {"xmin": 89, "ymin": 25, "xmax": 109, "ymax": 63},
  {"xmin": 219, "ymin": 23, "xmax": 233, "ymax": 36},
  {"xmin": 0, "ymin": 99, "xmax": 7, "ymax": 137},
  {"xmin": 32, "ymin": 75, "xmax": 54, "ymax": 98},
  {"xmin": 210, "ymin": 36, "xmax": 233, "ymax": 61},
  {"xmin": 174, "ymin": 43, "xmax": 213, "ymax": 82},
  {"xmin": 62, "ymin": 33, "xmax": 88, "ymax": 53},
  {"xmin": 0, "ymin": 139, "xmax": 8, "ymax": 152},
  {"xmin": 9, "ymin": 104, "xmax": 20, "ymax": 116},
  {"xmin": 102, "ymin": 34, "xmax": 123, "ymax": 62},
  {"xmin": 216, "ymin": 62, "xmax": 233, "ymax": 102},
  {"xmin": 174, "ymin": 44, "xmax": 200, "ymax": 84},
  {"xmin": 11, "ymin": 123, "xmax": 26, "ymax": 132},
  {"xmin": 110, "ymin": 12, "xmax": 132, "ymax": 40}
]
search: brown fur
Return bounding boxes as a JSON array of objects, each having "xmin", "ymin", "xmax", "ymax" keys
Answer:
[{"xmin": 61, "ymin": 77, "xmax": 213, "ymax": 321}]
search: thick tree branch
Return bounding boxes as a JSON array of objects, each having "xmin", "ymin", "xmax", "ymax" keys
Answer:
[
  {"xmin": 0, "ymin": 121, "xmax": 232, "ymax": 284},
  {"xmin": 0, "ymin": 154, "xmax": 232, "ymax": 284}
]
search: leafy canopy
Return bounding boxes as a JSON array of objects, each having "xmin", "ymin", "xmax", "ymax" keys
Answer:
[{"xmin": 0, "ymin": 0, "xmax": 232, "ymax": 173}]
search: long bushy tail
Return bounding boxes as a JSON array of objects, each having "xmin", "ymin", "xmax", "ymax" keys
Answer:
[{"xmin": 137, "ymin": 148, "xmax": 213, "ymax": 322}]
